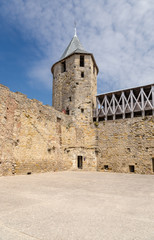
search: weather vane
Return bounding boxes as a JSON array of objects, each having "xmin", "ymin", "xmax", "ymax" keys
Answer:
[{"xmin": 74, "ymin": 21, "xmax": 77, "ymax": 36}]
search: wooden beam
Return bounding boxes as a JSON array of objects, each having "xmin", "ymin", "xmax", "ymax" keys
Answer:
[
  {"xmin": 96, "ymin": 84, "xmax": 154, "ymax": 121},
  {"xmin": 152, "ymin": 85, "xmax": 154, "ymax": 116},
  {"xmin": 141, "ymin": 88, "xmax": 145, "ymax": 117}
]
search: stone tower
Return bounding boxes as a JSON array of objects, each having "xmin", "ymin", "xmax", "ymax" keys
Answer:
[{"xmin": 51, "ymin": 31, "xmax": 98, "ymax": 123}]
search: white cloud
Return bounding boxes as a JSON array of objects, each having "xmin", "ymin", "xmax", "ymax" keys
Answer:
[{"xmin": 0, "ymin": 0, "xmax": 154, "ymax": 93}]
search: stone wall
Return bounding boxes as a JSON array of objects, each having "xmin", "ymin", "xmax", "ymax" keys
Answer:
[
  {"xmin": 0, "ymin": 84, "xmax": 71, "ymax": 176},
  {"xmin": 96, "ymin": 117, "xmax": 154, "ymax": 174},
  {"xmin": 0, "ymin": 84, "xmax": 97, "ymax": 176},
  {"xmin": 0, "ymin": 83, "xmax": 153, "ymax": 176}
]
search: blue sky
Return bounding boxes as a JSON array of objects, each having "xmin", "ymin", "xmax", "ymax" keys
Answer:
[{"xmin": 0, "ymin": 0, "xmax": 154, "ymax": 105}]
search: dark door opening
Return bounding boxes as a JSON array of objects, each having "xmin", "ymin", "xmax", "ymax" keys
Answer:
[
  {"xmin": 129, "ymin": 165, "xmax": 135, "ymax": 172},
  {"xmin": 78, "ymin": 156, "xmax": 83, "ymax": 169}
]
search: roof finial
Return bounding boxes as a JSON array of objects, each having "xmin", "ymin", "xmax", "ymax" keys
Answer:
[{"xmin": 74, "ymin": 21, "xmax": 77, "ymax": 37}]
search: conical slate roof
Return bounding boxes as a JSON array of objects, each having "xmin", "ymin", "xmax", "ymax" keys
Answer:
[
  {"xmin": 60, "ymin": 34, "xmax": 88, "ymax": 60},
  {"xmin": 51, "ymin": 32, "xmax": 99, "ymax": 74}
]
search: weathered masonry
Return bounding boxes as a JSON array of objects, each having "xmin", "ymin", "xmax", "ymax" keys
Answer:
[
  {"xmin": 0, "ymin": 30, "xmax": 154, "ymax": 176},
  {"xmin": 51, "ymin": 32, "xmax": 98, "ymax": 123},
  {"xmin": 96, "ymin": 116, "xmax": 154, "ymax": 174},
  {"xmin": 94, "ymin": 84, "xmax": 154, "ymax": 121}
]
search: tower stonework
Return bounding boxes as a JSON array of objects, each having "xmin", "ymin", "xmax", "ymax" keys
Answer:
[{"xmin": 51, "ymin": 34, "xmax": 98, "ymax": 123}]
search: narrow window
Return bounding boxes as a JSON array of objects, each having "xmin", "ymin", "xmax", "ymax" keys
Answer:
[
  {"xmin": 66, "ymin": 108, "xmax": 69, "ymax": 115},
  {"xmin": 61, "ymin": 61, "xmax": 66, "ymax": 73},
  {"xmin": 152, "ymin": 158, "xmax": 154, "ymax": 172},
  {"xmin": 80, "ymin": 55, "xmax": 84, "ymax": 67},
  {"xmin": 81, "ymin": 108, "xmax": 84, "ymax": 113},
  {"xmin": 78, "ymin": 156, "xmax": 83, "ymax": 169},
  {"xmin": 69, "ymin": 97, "xmax": 72, "ymax": 102},
  {"xmin": 81, "ymin": 72, "xmax": 84, "ymax": 78},
  {"xmin": 129, "ymin": 165, "xmax": 135, "ymax": 172}
]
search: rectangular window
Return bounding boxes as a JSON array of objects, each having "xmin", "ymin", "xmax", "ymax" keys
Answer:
[
  {"xmin": 80, "ymin": 56, "xmax": 84, "ymax": 67},
  {"xmin": 66, "ymin": 108, "xmax": 69, "ymax": 115},
  {"xmin": 61, "ymin": 61, "xmax": 66, "ymax": 73},
  {"xmin": 81, "ymin": 72, "xmax": 84, "ymax": 78}
]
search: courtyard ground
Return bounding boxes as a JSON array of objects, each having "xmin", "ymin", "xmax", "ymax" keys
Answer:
[{"xmin": 0, "ymin": 171, "xmax": 153, "ymax": 240}]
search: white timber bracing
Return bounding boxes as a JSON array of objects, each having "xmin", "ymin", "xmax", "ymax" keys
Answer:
[{"xmin": 94, "ymin": 84, "xmax": 154, "ymax": 121}]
